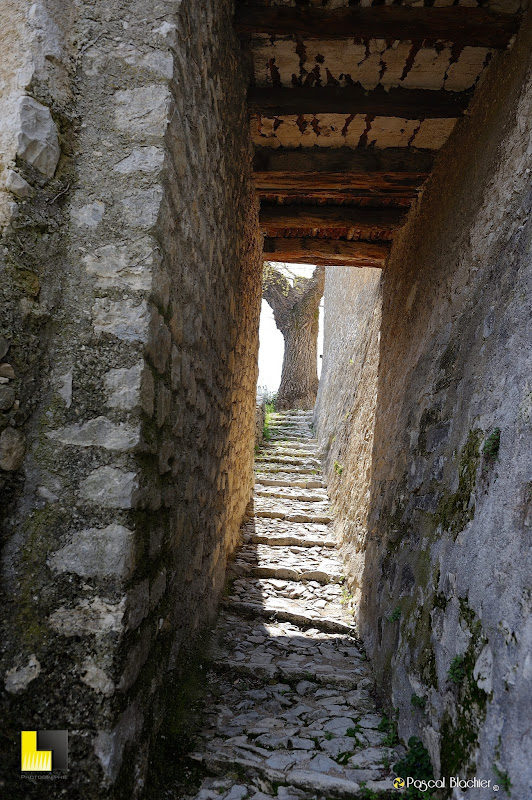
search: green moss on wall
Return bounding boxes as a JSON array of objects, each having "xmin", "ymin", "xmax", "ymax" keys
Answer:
[
  {"xmin": 440, "ymin": 600, "xmax": 490, "ymax": 776},
  {"xmin": 434, "ymin": 429, "xmax": 482, "ymax": 539}
]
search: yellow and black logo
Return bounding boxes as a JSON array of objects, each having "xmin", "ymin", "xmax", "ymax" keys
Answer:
[
  {"xmin": 21, "ymin": 731, "xmax": 68, "ymax": 772},
  {"xmin": 394, "ymin": 777, "xmax": 406, "ymax": 789}
]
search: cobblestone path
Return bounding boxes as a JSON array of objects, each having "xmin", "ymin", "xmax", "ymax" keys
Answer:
[{"xmin": 187, "ymin": 411, "xmax": 403, "ymax": 800}]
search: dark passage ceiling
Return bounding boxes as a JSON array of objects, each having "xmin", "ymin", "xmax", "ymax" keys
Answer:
[{"xmin": 235, "ymin": 0, "xmax": 523, "ymax": 267}]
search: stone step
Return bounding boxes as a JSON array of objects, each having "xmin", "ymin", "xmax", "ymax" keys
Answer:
[
  {"xmin": 268, "ymin": 412, "xmax": 313, "ymax": 417},
  {"xmin": 254, "ymin": 494, "xmax": 330, "ymax": 514},
  {"xmin": 190, "ymin": 753, "xmax": 396, "ymax": 799},
  {"xmin": 267, "ymin": 427, "xmax": 314, "ymax": 435},
  {"xmin": 264, "ymin": 441, "xmax": 318, "ymax": 450},
  {"xmin": 255, "ymin": 489, "xmax": 327, "ymax": 503},
  {"xmin": 210, "ymin": 616, "xmax": 368, "ymax": 684},
  {"xmin": 185, "ymin": 420, "xmax": 402, "ymax": 800},
  {"xmin": 255, "ymin": 465, "xmax": 321, "ymax": 476},
  {"xmin": 226, "ymin": 600, "xmax": 355, "ymax": 636},
  {"xmin": 187, "ymin": 616, "xmax": 402, "ymax": 799},
  {"xmin": 256, "ymin": 457, "xmax": 321, "ymax": 469},
  {"xmin": 260, "ymin": 447, "xmax": 319, "ymax": 458},
  {"xmin": 231, "ymin": 544, "xmax": 343, "ymax": 584},
  {"xmin": 268, "ymin": 435, "xmax": 317, "ymax": 442},
  {"xmin": 254, "ymin": 511, "xmax": 332, "ymax": 524},
  {"xmin": 241, "ymin": 518, "xmax": 336, "ymax": 549},
  {"xmin": 226, "ymin": 577, "xmax": 354, "ymax": 628},
  {"xmin": 255, "ymin": 477, "xmax": 325, "ymax": 489}
]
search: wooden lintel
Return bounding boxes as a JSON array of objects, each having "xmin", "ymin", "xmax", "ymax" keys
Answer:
[
  {"xmin": 254, "ymin": 146, "xmax": 436, "ymax": 174},
  {"xmin": 263, "ymin": 238, "xmax": 390, "ymax": 268},
  {"xmin": 236, "ymin": 6, "xmax": 519, "ymax": 49},
  {"xmin": 254, "ymin": 171, "xmax": 427, "ymax": 199},
  {"xmin": 260, "ymin": 205, "xmax": 406, "ymax": 240},
  {"xmin": 249, "ymin": 85, "xmax": 471, "ymax": 119}
]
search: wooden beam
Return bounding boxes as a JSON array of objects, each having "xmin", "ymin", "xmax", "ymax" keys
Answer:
[
  {"xmin": 260, "ymin": 205, "xmax": 406, "ymax": 240},
  {"xmin": 254, "ymin": 146, "xmax": 436, "ymax": 174},
  {"xmin": 249, "ymin": 85, "xmax": 470, "ymax": 119},
  {"xmin": 254, "ymin": 171, "xmax": 427, "ymax": 200},
  {"xmin": 263, "ymin": 238, "xmax": 390, "ymax": 268},
  {"xmin": 236, "ymin": 6, "xmax": 519, "ymax": 49}
]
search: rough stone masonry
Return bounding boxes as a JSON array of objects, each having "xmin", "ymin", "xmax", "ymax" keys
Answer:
[
  {"xmin": 0, "ymin": 1, "xmax": 262, "ymax": 797},
  {"xmin": 315, "ymin": 8, "xmax": 532, "ymax": 798}
]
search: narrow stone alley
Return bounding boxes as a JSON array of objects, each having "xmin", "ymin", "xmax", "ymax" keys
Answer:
[{"xmin": 186, "ymin": 411, "xmax": 403, "ymax": 800}]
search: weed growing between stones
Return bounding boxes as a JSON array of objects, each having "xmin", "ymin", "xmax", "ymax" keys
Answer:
[
  {"xmin": 482, "ymin": 427, "xmax": 501, "ymax": 462},
  {"xmin": 388, "ymin": 606, "xmax": 401, "ymax": 622},
  {"xmin": 394, "ymin": 736, "xmax": 435, "ymax": 799},
  {"xmin": 492, "ymin": 764, "xmax": 512, "ymax": 793},
  {"xmin": 447, "ymin": 654, "xmax": 466, "ymax": 685},
  {"xmin": 378, "ymin": 715, "xmax": 399, "ymax": 746},
  {"xmin": 333, "ymin": 460, "xmax": 344, "ymax": 475},
  {"xmin": 410, "ymin": 693, "xmax": 427, "ymax": 710}
]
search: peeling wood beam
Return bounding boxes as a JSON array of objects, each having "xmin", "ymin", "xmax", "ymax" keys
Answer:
[
  {"xmin": 255, "ymin": 171, "xmax": 427, "ymax": 199},
  {"xmin": 235, "ymin": 6, "xmax": 519, "ymax": 49},
  {"xmin": 260, "ymin": 205, "xmax": 406, "ymax": 240},
  {"xmin": 263, "ymin": 238, "xmax": 390, "ymax": 268},
  {"xmin": 249, "ymin": 85, "xmax": 471, "ymax": 119},
  {"xmin": 254, "ymin": 146, "xmax": 436, "ymax": 174}
]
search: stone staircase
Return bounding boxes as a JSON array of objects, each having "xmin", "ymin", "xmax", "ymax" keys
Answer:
[{"xmin": 186, "ymin": 411, "xmax": 403, "ymax": 800}]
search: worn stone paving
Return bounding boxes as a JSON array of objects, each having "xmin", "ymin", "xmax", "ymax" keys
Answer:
[{"xmin": 186, "ymin": 411, "xmax": 402, "ymax": 800}]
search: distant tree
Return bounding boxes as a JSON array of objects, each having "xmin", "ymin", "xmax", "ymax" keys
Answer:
[{"xmin": 262, "ymin": 262, "xmax": 324, "ymax": 410}]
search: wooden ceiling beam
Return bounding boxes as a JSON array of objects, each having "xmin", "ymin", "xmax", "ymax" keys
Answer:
[
  {"xmin": 236, "ymin": 6, "xmax": 519, "ymax": 49},
  {"xmin": 260, "ymin": 205, "xmax": 406, "ymax": 240},
  {"xmin": 254, "ymin": 146, "xmax": 436, "ymax": 174},
  {"xmin": 254, "ymin": 170, "xmax": 427, "ymax": 199},
  {"xmin": 263, "ymin": 238, "xmax": 390, "ymax": 268},
  {"xmin": 249, "ymin": 85, "xmax": 470, "ymax": 119}
]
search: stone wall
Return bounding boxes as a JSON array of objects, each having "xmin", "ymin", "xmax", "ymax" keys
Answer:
[
  {"xmin": 0, "ymin": 1, "xmax": 261, "ymax": 797},
  {"xmin": 315, "ymin": 11, "xmax": 532, "ymax": 795},
  {"xmin": 314, "ymin": 267, "xmax": 382, "ymax": 605}
]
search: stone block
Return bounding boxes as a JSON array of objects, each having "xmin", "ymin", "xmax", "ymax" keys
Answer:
[
  {"xmin": 171, "ymin": 345, "xmax": 181, "ymax": 389},
  {"xmin": 147, "ymin": 308, "xmax": 171, "ymax": 373},
  {"xmin": 113, "ymin": 146, "xmax": 164, "ymax": 174},
  {"xmin": 121, "ymin": 187, "xmax": 163, "ymax": 229},
  {"xmin": 46, "ymin": 417, "xmax": 140, "ymax": 451},
  {"xmin": 0, "ymin": 427, "xmax": 25, "ymax": 471},
  {"xmin": 92, "ymin": 298, "xmax": 149, "ymax": 343},
  {"xmin": 71, "ymin": 200, "xmax": 105, "ymax": 227},
  {"xmin": 150, "ymin": 568, "xmax": 167, "ymax": 611},
  {"xmin": 114, "ymin": 85, "xmax": 171, "ymax": 138},
  {"xmin": 141, "ymin": 368, "xmax": 155, "ymax": 416},
  {"xmin": 156, "ymin": 385, "xmax": 171, "ymax": 427},
  {"xmin": 94, "ymin": 704, "xmax": 143, "ymax": 782},
  {"xmin": 4, "ymin": 655, "xmax": 41, "ymax": 694},
  {"xmin": 79, "ymin": 466, "xmax": 137, "ymax": 509},
  {"xmin": 105, "ymin": 364, "xmax": 143, "ymax": 410},
  {"xmin": 5, "ymin": 169, "xmax": 32, "ymax": 198},
  {"xmin": 84, "ymin": 237, "xmax": 155, "ymax": 291},
  {"xmin": 15, "ymin": 96, "xmax": 60, "ymax": 177},
  {"xmin": 0, "ymin": 386, "xmax": 15, "ymax": 410},
  {"xmin": 0, "ymin": 363, "xmax": 15, "ymax": 379},
  {"xmin": 158, "ymin": 439, "xmax": 174, "ymax": 474},
  {"xmin": 81, "ymin": 657, "xmax": 115, "ymax": 696},
  {"xmin": 48, "ymin": 523, "xmax": 135, "ymax": 579},
  {"xmin": 125, "ymin": 579, "xmax": 150, "ymax": 631},
  {"xmin": 118, "ymin": 625, "xmax": 151, "ymax": 691},
  {"xmin": 49, "ymin": 596, "xmax": 126, "ymax": 635}
]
